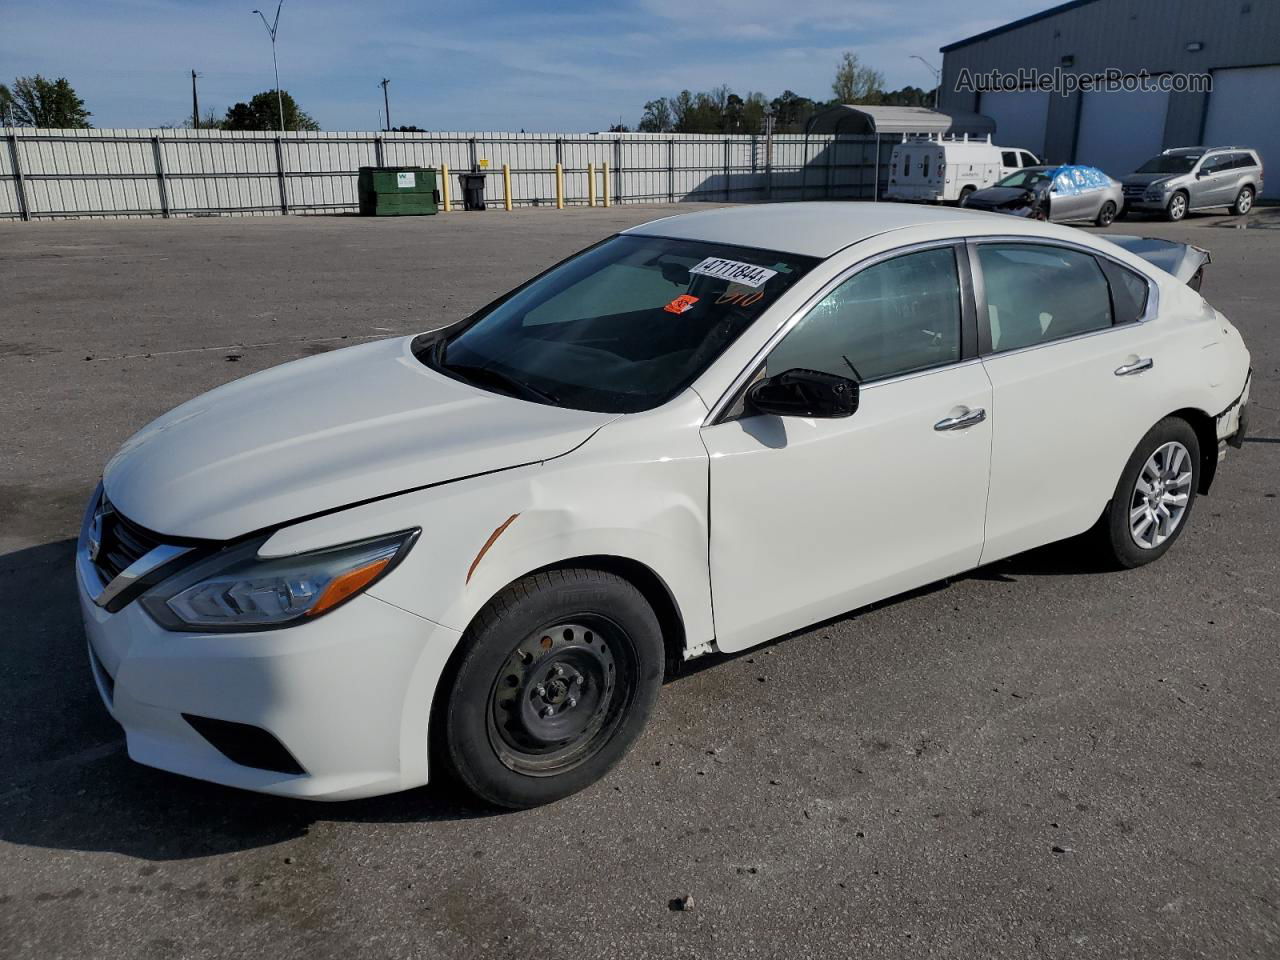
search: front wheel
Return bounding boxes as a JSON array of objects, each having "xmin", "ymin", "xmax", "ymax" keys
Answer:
[
  {"xmin": 1165, "ymin": 191, "xmax": 1188, "ymax": 222},
  {"xmin": 1095, "ymin": 200, "xmax": 1117, "ymax": 227},
  {"xmin": 1099, "ymin": 417, "xmax": 1200, "ymax": 568},
  {"xmin": 1231, "ymin": 185, "xmax": 1254, "ymax": 216},
  {"xmin": 437, "ymin": 568, "xmax": 664, "ymax": 808}
]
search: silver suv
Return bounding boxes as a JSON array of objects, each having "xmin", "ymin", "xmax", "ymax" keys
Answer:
[{"xmin": 1121, "ymin": 146, "xmax": 1263, "ymax": 221}]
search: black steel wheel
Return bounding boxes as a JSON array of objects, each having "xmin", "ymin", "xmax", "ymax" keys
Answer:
[
  {"xmin": 487, "ymin": 616, "xmax": 634, "ymax": 777},
  {"xmin": 437, "ymin": 568, "xmax": 664, "ymax": 808}
]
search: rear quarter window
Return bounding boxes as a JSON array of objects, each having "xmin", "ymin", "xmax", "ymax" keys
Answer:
[{"xmin": 1099, "ymin": 259, "xmax": 1150, "ymax": 325}]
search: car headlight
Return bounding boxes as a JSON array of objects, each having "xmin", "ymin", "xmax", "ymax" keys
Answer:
[{"xmin": 141, "ymin": 529, "xmax": 419, "ymax": 632}]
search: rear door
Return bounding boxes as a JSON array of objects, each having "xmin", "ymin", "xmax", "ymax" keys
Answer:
[{"xmin": 973, "ymin": 240, "xmax": 1167, "ymax": 562}]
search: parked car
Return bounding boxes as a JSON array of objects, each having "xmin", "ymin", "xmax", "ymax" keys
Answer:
[
  {"xmin": 886, "ymin": 134, "xmax": 1040, "ymax": 204},
  {"xmin": 78, "ymin": 204, "xmax": 1251, "ymax": 808},
  {"xmin": 1121, "ymin": 146, "xmax": 1264, "ymax": 221},
  {"xmin": 962, "ymin": 165, "xmax": 1124, "ymax": 226}
]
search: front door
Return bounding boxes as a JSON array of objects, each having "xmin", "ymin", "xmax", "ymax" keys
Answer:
[{"xmin": 702, "ymin": 244, "xmax": 993, "ymax": 653}]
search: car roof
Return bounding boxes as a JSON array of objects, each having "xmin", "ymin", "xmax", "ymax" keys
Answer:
[{"xmin": 622, "ymin": 202, "xmax": 1001, "ymax": 259}]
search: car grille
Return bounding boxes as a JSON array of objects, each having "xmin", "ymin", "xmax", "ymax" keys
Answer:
[
  {"xmin": 94, "ymin": 499, "xmax": 164, "ymax": 582},
  {"xmin": 1122, "ymin": 185, "xmax": 1146, "ymax": 200}
]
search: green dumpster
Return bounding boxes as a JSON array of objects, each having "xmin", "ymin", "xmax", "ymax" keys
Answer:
[{"xmin": 358, "ymin": 166, "xmax": 439, "ymax": 216}]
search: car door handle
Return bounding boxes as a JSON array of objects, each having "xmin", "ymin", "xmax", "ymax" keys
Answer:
[
  {"xmin": 1115, "ymin": 357, "xmax": 1154, "ymax": 376},
  {"xmin": 934, "ymin": 407, "xmax": 986, "ymax": 431}
]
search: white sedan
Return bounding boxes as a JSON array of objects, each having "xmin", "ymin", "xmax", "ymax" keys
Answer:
[{"xmin": 77, "ymin": 203, "xmax": 1252, "ymax": 808}]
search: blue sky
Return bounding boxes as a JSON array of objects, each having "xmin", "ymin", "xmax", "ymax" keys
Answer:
[{"xmin": 2, "ymin": 0, "xmax": 1050, "ymax": 131}]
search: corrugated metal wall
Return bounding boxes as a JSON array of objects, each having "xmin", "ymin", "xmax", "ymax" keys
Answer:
[
  {"xmin": 0, "ymin": 128, "xmax": 900, "ymax": 221},
  {"xmin": 938, "ymin": 0, "xmax": 1280, "ymax": 163}
]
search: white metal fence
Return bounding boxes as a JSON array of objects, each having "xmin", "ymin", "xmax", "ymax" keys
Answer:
[{"xmin": 0, "ymin": 128, "xmax": 902, "ymax": 221}]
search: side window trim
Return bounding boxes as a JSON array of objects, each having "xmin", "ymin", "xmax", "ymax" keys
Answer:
[
  {"xmin": 705, "ymin": 239, "xmax": 979, "ymax": 426},
  {"xmin": 966, "ymin": 237, "xmax": 1161, "ymax": 358}
]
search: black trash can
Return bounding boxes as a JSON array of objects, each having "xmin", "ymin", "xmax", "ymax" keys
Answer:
[{"xmin": 458, "ymin": 170, "xmax": 488, "ymax": 211}]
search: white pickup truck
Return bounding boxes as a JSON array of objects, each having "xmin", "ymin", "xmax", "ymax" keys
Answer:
[{"xmin": 887, "ymin": 135, "xmax": 1040, "ymax": 204}]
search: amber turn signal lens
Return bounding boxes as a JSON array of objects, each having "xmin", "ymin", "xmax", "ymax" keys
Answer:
[{"xmin": 306, "ymin": 555, "xmax": 394, "ymax": 617}]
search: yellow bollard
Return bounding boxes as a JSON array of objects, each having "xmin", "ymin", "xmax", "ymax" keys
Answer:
[
  {"xmin": 555, "ymin": 162, "xmax": 565, "ymax": 209},
  {"xmin": 587, "ymin": 162, "xmax": 597, "ymax": 207},
  {"xmin": 503, "ymin": 163, "xmax": 513, "ymax": 211},
  {"xmin": 602, "ymin": 161, "xmax": 611, "ymax": 207},
  {"xmin": 440, "ymin": 163, "xmax": 451, "ymax": 212}
]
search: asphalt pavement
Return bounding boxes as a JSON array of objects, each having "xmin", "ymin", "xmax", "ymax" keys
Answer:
[{"xmin": 1, "ymin": 203, "xmax": 1277, "ymax": 959}]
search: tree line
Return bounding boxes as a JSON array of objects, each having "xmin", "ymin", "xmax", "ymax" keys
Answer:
[
  {"xmin": 0, "ymin": 74, "xmax": 323, "ymax": 131},
  {"xmin": 632, "ymin": 52, "xmax": 936, "ymax": 135}
]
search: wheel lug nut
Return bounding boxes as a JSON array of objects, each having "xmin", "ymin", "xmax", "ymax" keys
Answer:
[
  {"xmin": 567, "ymin": 697, "xmax": 577, "ymax": 709},
  {"xmin": 554, "ymin": 664, "xmax": 565, "ymax": 677},
  {"xmin": 574, "ymin": 675, "xmax": 585, "ymax": 686},
  {"xmin": 535, "ymin": 684, "xmax": 546, "ymax": 697},
  {"xmin": 542, "ymin": 706, "xmax": 555, "ymax": 718}
]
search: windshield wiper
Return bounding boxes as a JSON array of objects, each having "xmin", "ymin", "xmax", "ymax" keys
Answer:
[{"xmin": 439, "ymin": 360, "xmax": 560, "ymax": 405}]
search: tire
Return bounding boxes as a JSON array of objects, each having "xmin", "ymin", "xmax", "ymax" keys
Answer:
[
  {"xmin": 437, "ymin": 567, "xmax": 664, "ymax": 808},
  {"xmin": 958, "ymin": 185, "xmax": 976, "ymax": 207},
  {"xmin": 1230, "ymin": 185, "xmax": 1254, "ymax": 216},
  {"xmin": 1099, "ymin": 417, "xmax": 1200, "ymax": 569},
  {"xmin": 1165, "ymin": 191, "xmax": 1188, "ymax": 222},
  {"xmin": 1095, "ymin": 200, "xmax": 1117, "ymax": 227}
]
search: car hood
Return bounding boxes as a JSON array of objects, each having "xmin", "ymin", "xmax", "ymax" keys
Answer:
[
  {"xmin": 103, "ymin": 335, "xmax": 616, "ymax": 541},
  {"xmin": 1122, "ymin": 173, "xmax": 1177, "ymax": 189},
  {"xmin": 966, "ymin": 186, "xmax": 1034, "ymax": 209}
]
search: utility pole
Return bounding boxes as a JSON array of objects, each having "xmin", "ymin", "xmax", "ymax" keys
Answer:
[
  {"xmin": 191, "ymin": 70, "xmax": 201, "ymax": 129},
  {"xmin": 379, "ymin": 78, "xmax": 391, "ymax": 131},
  {"xmin": 252, "ymin": 2, "xmax": 286, "ymax": 132},
  {"xmin": 910, "ymin": 55, "xmax": 942, "ymax": 109}
]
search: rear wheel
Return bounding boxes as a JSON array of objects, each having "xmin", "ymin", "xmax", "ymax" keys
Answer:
[
  {"xmin": 438, "ymin": 568, "xmax": 664, "ymax": 808},
  {"xmin": 1165, "ymin": 191, "xmax": 1188, "ymax": 222},
  {"xmin": 1231, "ymin": 185, "xmax": 1254, "ymax": 216},
  {"xmin": 1095, "ymin": 200, "xmax": 1117, "ymax": 227},
  {"xmin": 958, "ymin": 185, "xmax": 976, "ymax": 207},
  {"xmin": 1099, "ymin": 417, "xmax": 1200, "ymax": 568}
]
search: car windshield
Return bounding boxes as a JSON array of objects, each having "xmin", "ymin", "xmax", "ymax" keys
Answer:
[
  {"xmin": 995, "ymin": 170, "xmax": 1050, "ymax": 188},
  {"xmin": 423, "ymin": 235, "xmax": 818, "ymax": 413},
  {"xmin": 1135, "ymin": 154, "xmax": 1201, "ymax": 174}
]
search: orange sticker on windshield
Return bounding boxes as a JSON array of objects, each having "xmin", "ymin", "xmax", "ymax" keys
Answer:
[{"xmin": 663, "ymin": 294, "xmax": 699, "ymax": 315}]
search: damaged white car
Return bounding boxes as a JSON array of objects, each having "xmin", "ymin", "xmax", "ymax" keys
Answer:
[{"xmin": 78, "ymin": 203, "xmax": 1251, "ymax": 808}]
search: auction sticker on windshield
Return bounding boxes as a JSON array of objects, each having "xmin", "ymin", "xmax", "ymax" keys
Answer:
[{"xmin": 689, "ymin": 257, "xmax": 778, "ymax": 288}]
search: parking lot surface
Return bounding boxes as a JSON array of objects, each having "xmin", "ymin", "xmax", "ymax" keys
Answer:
[{"xmin": 1, "ymin": 204, "xmax": 1278, "ymax": 960}]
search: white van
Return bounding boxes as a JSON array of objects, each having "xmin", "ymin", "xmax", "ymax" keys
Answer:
[{"xmin": 886, "ymin": 135, "xmax": 1040, "ymax": 204}]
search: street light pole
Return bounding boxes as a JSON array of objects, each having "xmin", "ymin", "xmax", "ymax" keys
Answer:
[
  {"xmin": 191, "ymin": 70, "xmax": 201, "ymax": 129},
  {"xmin": 910, "ymin": 55, "xmax": 942, "ymax": 109},
  {"xmin": 252, "ymin": 2, "xmax": 286, "ymax": 133}
]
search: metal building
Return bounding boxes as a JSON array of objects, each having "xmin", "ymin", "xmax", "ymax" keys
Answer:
[{"xmin": 937, "ymin": 0, "xmax": 1280, "ymax": 196}]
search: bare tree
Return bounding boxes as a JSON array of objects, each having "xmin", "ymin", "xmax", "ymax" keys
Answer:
[{"xmin": 831, "ymin": 52, "xmax": 884, "ymax": 105}]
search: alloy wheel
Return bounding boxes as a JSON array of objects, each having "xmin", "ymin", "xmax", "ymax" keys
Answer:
[{"xmin": 1129, "ymin": 441, "xmax": 1193, "ymax": 549}]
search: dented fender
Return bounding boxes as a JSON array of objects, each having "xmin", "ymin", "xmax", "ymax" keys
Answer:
[{"xmin": 260, "ymin": 393, "xmax": 715, "ymax": 656}]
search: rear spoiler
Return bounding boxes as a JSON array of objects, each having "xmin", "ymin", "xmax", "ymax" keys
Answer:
[{"xmin": 1105, "ymin": 235, "xmax": 1210, "ymax": 287}]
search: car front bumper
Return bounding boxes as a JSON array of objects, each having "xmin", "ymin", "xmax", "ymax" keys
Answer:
[{"xmin": 77, "ymin": 554, "xmax": 461, "ymax": 801}]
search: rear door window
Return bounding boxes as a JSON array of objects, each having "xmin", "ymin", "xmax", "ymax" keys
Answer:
[
  {"xmin": 977, "ymin": 244, "xmax": 1113, "ymax": 353},
  {"xmin": 1002, "ymin": 151, "xmax": 1018, "ymax": 166}
]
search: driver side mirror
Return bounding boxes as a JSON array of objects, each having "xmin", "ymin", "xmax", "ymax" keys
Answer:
[{"xmin": 746, "ymin": 368, "xmax": 859, "ymax": 419}]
